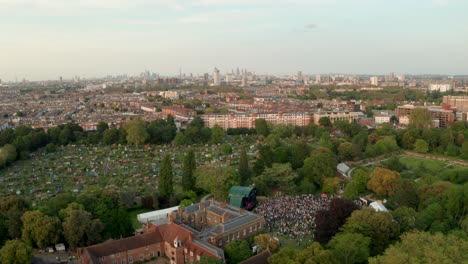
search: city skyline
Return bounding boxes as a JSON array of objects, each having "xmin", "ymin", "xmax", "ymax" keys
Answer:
[{"xmin": 1, "ymin": 0, "xmax": 467, "ymax": 81}]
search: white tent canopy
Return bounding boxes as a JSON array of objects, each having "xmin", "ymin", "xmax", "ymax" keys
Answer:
[{"xmin": 137, "ymin": 206, "xmax": 180, "ymax": 224}]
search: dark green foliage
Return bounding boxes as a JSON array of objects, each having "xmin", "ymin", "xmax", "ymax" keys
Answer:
[
  {"xmin": 159, "ymin": 154, "xmax": 174, "ymax": 198},
  {"xmin": 182, "ymin": 150, "xmax": 196, "ymax": 192},
  {"xmin": 314, "ymin": 198, "xmax": 360, "ymax": 244},
  {"xmin": 255, "ymin": 118, "xmax": 269, "ymax": 137},
  {"xmin": 147, "ymin": 116, "xmax": 177, "ymax": 144},
  {"xmin": 300, "ymin": 147, "xmax": 337, "ymax": 190},
  {"xmin": 224, "ymin": 240, "xmax": 252, "ymax": 264}
]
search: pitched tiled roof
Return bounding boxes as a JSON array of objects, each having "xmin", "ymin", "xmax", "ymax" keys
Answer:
[
  {"xmin": 239, "ymin": 250, "xmax": 272, "ymax": 264},
  {"xmin": 84, "ymin": 231, "xmax": 162, "ymax": 259}
]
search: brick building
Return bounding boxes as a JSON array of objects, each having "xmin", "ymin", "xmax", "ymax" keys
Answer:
[
  {"xmin": 396, "ymin": 105, "xmax": 456, "ymax": 128},
  {"xmin": 443, "ymin": 95, "xmax": 468, "ymax": 111},
  {"xmin": 79, "ymin": 222, "xmax": 224, "ymax": 264},
  {"xmin": 169, "ymin": 200, "xmax": 265, "ymax": 248}
]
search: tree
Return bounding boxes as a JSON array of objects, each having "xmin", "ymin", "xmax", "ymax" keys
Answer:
[
  {"xmin": 0, "ymin": 239, "xmax": 32, "ymax": 264},
  {"xmin": 295, "ymin": 242, "xmax": 336, "ymax": 264},
  {"xmin": 388, "ymin": 179, "xmax": 419, "ymax": 209},
  {"xmin": 341, "ymin": 209, "xmax": 400, "ymax": 256},
  {"xmin": 322, "ymin": 177, "xmax": 340, "ymax": 194},
  {"xmin": 367, "ymin": 167, "xmax": 401, "ymax": 196},
  {"xmin": 391, "ymin": 206, "xmax": 417, "ymax": 233},
  {"xmin": 343, "ymin": 169, "xmax": 370, "ymax": 200},
  {"xmin": 369, "ymin": 231, "xmax": 468, "ymax": 264},
  {"xmin": 300, "ymin": 148, "xmax": 336, "ymax": 190},
  {"xmin": 63, "ymin": 209, "xmax": 104, "ymax": 248},
  {"xmin": 315, "ymin": 198, "xmax": 360, "ymax": 244},
  {"xmin": 0, "ymin": 198, "xmax": 29, "ymax": 245},
  {"xmin": 124, "ymin": 118, "xmax": 149, "ymax": 146},
  {"xmin": 319, "ymin": 117, "xmax": 332, "ymax": 128},
  {"xmin": 374, "ymin": 136, "xmax": 399, "ymax": 155},
  {"xmin": 102, "ymin": 127, "xmax": 119, "ymax": 145},
  {"xmin": 461, "ymin": 141, "xmax": 468, "ymax": 160},
  {"xmin": 413, "ymin": 139, "xmax": 429, "ymax": 153},
  {"xmin": 253, "ymin": 163, "xmax": 298, "ymax": 195},
  {"xmin": 254, "ymin": 234, "xmax": 280, "ymax": 253},
  {"xmin": 268, "ymin": 248, "xmax": 299, "ymax": 264},
  {"xmin": 327, "ymin": 233, "xmax": 370, "ymax": 264},
  {"xmin": 255, "ymin": 118, "xmax": 269, "ymax": 137},
  {"xmin": 289, "ymin": 141, "xmax": 308, "ymax": 169},
  {"xmin": 338, "ymin": 142, "xmax": 356, "ymax": 161},
  {"xmin": 239, "ymin": 148, "xmax": 251, "ymax": 185},
  {"xmin": 211, "ymin": 124, "xmax": 225, "ymax": 144},
  {"xmin": 409, "ymin": 108, "xmax": 432, "ymax": 129},
  {"xmin": 21, "ymin": 211, "xmax": 61, "ymax": 249},
  {"xmin": 196, "ymin": 167, "xmax": 239, "ymax": 200},
  {"xmin": 173, "ymin": 132, "xmax": 186, "ymax": 146},
  {"xmin": 96, "ymin": 121, "xmax": 109, "ymax": 135},
  {"xmin": 224, "ymin": 240, "xmax": 252, "ymax": 264},
  {"xmin": 182, "ymin": 150, "xmax": 196, "ymax": 192},
  {"xmin": 159, "ymin": 154, "xmax": 174, "ymax": 198},
  {"xmin": 0, "ymin": 144, "xmax": 17, "ymax": 167}
]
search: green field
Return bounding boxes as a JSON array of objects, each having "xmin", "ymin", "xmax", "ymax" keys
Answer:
[{"xmin": 397, "ymin": 156, "xmax": 448, "ymax": 173}]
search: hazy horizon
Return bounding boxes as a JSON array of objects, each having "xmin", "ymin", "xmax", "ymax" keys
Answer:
[{"xmin": 1, "ymin": 0, "xmax": 467, "ymax": 81}]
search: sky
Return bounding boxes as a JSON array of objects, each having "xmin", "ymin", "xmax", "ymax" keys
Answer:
[{"xmin": 0, "ymin": 0, "xmax": 467, "ymax": 81}]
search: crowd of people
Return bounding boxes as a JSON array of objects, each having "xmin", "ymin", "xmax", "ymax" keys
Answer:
[{"xmin": 254, "ymin": 194, "xmax": 331, "ymax": 242}]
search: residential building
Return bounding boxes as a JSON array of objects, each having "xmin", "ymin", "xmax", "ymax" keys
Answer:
[
  {"xmin": 429, "ymin": 84, "xmax": 452, "ymax": 92},
  {"xmin": 396, "ymin": 105, "xmax": 455, "ymax": 128},
  {"xmin": 312, "ymin": 111, "xmax": 355, "ymax": 125},
  {"xmin": 443, "ymin": 95, "xmax": 468, "ymax": 111},
  {"xmin": 370, "ymin": 76, "xmax": 379, "ymax": 86},
  {"xmin": 201, "ymin": 112, "xmax": 312, "ymax": 129}
]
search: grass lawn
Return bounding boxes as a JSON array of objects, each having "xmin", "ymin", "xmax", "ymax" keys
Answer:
[
  {"xmin": 267, "ymin": 233, "xmax": 314, "ymax": 250},
  {"xmin": 128, "ymin": 208, "xmax": 152, "ymax": 230},
  {"xmin": 398, "ymin": 156, "xmax": 447, "ymax": 173}
]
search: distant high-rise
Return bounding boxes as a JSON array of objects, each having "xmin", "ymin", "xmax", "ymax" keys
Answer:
[
  {"xmin": 315, "ymin": 74, "xmax": 321, "ymax": 83},
  {"xmin": 213, "ymin": 67, "xmax": 220, "ymax": 86},
  {"xmin": 226, "ymin": 74, "xmax": 233, "ymax": 84},
  {"xmin": 370, "ymin": 76, "xmax": 379, "ymax": 86},
  {"xmin": 59, "ymin": 76, "xmax": 63, "ymax": 82},
  {"xmin": 236, "ymin": 67, "xmax": 240, "ymax": 77},
  {"xmin": 241, "ymin": 75, "xmax": 247, "ymax": 87},
  {"xmin": 296, "ymin": 71, "xmax": 304, "ymax": 83}
]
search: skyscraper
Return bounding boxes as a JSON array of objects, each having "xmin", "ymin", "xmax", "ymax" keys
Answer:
[
  {"xmin": 315, "ymin": 74, "xmax": 321, "ymax": 83},
  {"xmin": 236, "ymin": 67, "xmax": 240, "ymax": 77},
  {"xmin": 213, "ymin": 67, "xmax": 220, "ymax": 86},
  {"xmin": 297, "ymin": 71, "xmax": 303, "ymax": 84},
  {"xmin": 241, "ymin": 75, "xmax": 247, "ymax": 87},
  {"xmin": 370, "ymin": 76, "xmax": 379, "ymax": 86}
]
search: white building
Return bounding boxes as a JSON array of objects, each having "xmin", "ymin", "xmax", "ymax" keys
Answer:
[
  {"xmin": 370, "ymin": 76, "xmax": 379, "ymax": 86},
  {"xmin": 226, "ymin": 73, "xmax": 233, "ymax": 84},
  {"xmin": 213, "ymin": 67, "xmax": 220, "ymax": 86},
  {"xmin": 315, "ymin": 74, "xmax": 321, "ymax": 83},
  {"xmin": 429, "ymin": 84, "xmax": 452, "ymax": 92}
]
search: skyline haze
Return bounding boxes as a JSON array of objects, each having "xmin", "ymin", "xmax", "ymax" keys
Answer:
[{"xmin": 1, "ymin": 0, "xmax": 467, "ymax": 81}]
